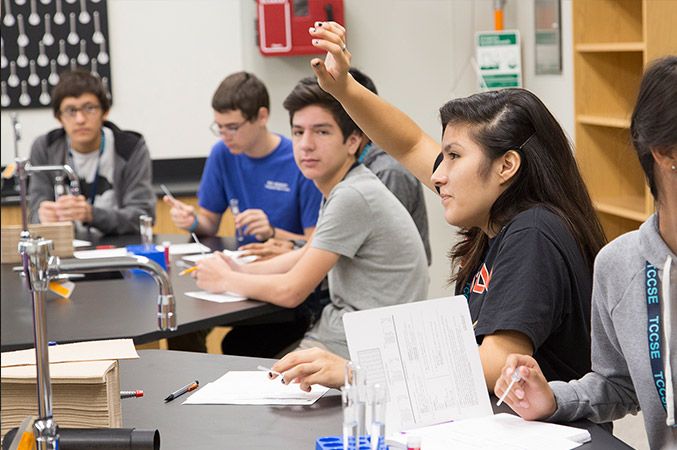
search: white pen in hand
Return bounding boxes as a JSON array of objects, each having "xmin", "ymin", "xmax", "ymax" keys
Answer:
[
  {"xmin": 258, "ymin": 365, "xmax": 285, "ymax": 383},
  {"xmin": 160, "ymin": 184, "xmax": 179, "ymax": 207},
  {"xmin": 496, "ymin": 367, "xmax": 522, "ymax": 406}
]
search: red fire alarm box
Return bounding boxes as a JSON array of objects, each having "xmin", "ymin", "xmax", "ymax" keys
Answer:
[{"xmin": 257, "ymin": 0, "xmax": 345, "ymax": 56}]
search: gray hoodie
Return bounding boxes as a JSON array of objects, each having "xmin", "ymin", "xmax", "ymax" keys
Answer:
[{"xmin": 548, "ymin": 214, "xmax": 676, "ymax": 449}]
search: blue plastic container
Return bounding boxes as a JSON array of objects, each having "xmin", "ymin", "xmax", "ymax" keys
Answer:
[
  {"xmin": 316, "ymin": 436, "xmax": 387, "ymax": 450},
  {"xmin": 125, "ymin": 245, "xmax": 167, "ymax": 271}
]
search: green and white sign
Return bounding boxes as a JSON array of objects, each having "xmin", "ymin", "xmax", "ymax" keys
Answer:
[{"xmin": 476, "ymin": 30, "xmax": 522, "ymax": 89}]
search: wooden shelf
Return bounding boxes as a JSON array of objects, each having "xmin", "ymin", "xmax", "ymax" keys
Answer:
[
  {"xmin": 576, "ymin": 42, "xmax": 644, "ymax": 52},
  {"xmin": 572, "ymin": 0, "xmax": 675, "ymax": 240},
  {"xmin": 576, "ymin": 115, "xmax": 630, "ymax": 129},
  {"xmin": 593, "ymin": 197, "xmax": 650, "ymax": 222}
]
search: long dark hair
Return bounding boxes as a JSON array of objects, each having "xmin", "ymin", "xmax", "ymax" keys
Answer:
[
  {"xmin": 631, "ymin": 55, "xmax": 677, "ymax": 201},
  {"xmin": 442, "ymin": 88, "xmax": 607, "ymax": 287}
]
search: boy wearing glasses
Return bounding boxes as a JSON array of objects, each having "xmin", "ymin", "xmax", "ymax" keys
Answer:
[
  {"xmin": 28, "ymin": 69, "xmax": 155, "ymax": 236},
  {"xmin": 165, "ymin": 71, "xmax": 322, "ymax": 245},
  {"xmin": 165, "ymin": 72, "xmax": 323, "ymax": 354}
]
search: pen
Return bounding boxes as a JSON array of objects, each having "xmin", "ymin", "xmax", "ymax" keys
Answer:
[
  {"xmin": 96, "ymin": 245, "xmax": 116, "ymax": 249},
  {"xmin": 121, "ymin": 390, "xmax": 144, "ymax": 399},
  {"xmin": 178, "ymin": 266, "xmax": 197, "ymax": 276},
  {"xmin": 257, "ymin": 365, "xmax": 282, "ymax": 378},
  {"xmin": 164, "ymin": 380, "xmax": 199, "ymax": 403},
  {"xmin": 496, "ymin": 367, "xmax": 522, "ymax": 406},
  {"xmin": 160, "ymin": 184, "xmax": 179, "ymax": 207},
  {"xmin": 191, "ymin": 232, "xmax": 206, "ymax": 256}
]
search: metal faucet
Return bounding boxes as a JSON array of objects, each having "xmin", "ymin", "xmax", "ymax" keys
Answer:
[{"xmin": 11, "ymin": 133, "xmax": 175, "ymax": 448}]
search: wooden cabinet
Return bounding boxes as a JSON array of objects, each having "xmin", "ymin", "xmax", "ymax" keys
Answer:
[{"xmin": 572, "ymin": 0, "xmax": 677, "ymax": 239}]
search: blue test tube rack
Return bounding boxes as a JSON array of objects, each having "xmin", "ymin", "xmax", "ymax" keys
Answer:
[{"xmin": 315, "ymin": 435, "xmax": 389, "ymax": 450}]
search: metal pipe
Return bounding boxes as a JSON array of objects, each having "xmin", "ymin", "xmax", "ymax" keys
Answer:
[
  {"xmin": 10, "ymin": 112, "xmax": 22, "ymax": 159},
  {"xmin": 26, "ymin": 163, "xmax": 81, "ymax": 196},
  {"xmin": 49, "ymin": 255, "xmax": 177, "ymax": 331}
]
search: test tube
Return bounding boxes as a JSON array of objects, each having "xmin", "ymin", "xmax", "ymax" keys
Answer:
[
  {"xmin": 139, "ymin": 214, "xmax": 153, "ymax": 249},
  {"xmin": 369, "ymin": 384, "xmax": 386, "ymax": 450},
  {"xmin": 229, "ymin": 198, "xmax": 244, "ymax": 242},
  {"xmin": 53, "ymin": 175, "xmax": 67, "ymax": 200},
  {"xmin": 345, "ymin": 361, "xmax": 367, "ymax": 437},
  {"xmin": 341, "ymin": 385, "xmax": 358, "ymax": 450}
]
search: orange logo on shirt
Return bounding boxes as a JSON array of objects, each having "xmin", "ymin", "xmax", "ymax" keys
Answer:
[{"xmin": 470, "ymin": 264, "xmax": 493, "ymax": 294}]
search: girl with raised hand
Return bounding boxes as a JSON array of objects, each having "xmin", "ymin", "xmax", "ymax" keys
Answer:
[{"xmin": 270, "ymin": 22, "xmax": 607, "ymax": 393}]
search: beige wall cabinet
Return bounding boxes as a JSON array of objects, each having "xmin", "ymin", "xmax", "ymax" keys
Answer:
[{"xmin": 573, "ymin": 0, "xmax": 677, "ymax": 239}]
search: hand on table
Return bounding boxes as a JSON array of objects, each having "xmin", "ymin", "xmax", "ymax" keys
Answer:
[
  {"xmin": 494, "ymin": 354, "xmax": 558, "ymax": 421},
  {"xmin": 270, "ymin": 347, "xmax": 348, "ymax": 393},
  {"xmin": 194, "ymin": 251, "xmax": 242, "ymax": 293},
  {"xmin": 239, "ymin": 238, "xmax": 294, "ymax": 261}
]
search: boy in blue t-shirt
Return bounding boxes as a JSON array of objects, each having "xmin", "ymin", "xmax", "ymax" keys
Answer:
[
  {"xmin": 164, "ymin": 72, "xmax": 322, "ymax": 354},
  {"xmin": 165, "ymin": 72, "xmax": 321, "ymax": 245}
]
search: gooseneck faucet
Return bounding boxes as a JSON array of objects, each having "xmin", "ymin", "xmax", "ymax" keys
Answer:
[{"xmin": 10, "ymin": 115, "xmax": 176, "ymax": 449}]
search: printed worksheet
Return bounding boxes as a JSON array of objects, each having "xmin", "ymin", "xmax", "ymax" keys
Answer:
[{"xmin": 343, "ymin": 296, "xmax": 492, "ymax": 432}]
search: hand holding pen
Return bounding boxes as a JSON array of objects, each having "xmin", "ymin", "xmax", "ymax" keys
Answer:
[
  {"xmin": 164, "ymin": 380, "xmax": 199, "ymax": 403},
  {"xmin": 494, "ymin": 354, "xmax": 557, "ymax": 421},
  {"xmin": 162, "ymin": 184, "xmax": 198, "ymax": 231}
]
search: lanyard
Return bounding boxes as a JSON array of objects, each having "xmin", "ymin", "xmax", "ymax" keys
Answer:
[
  {"xmin": 68, "ymin": 130, "xmax": 105, "ymax": 205},
  {"xmin": 645, "ymin": 260, "xmax": 674, "ymax": 424},
  {"xmin": 357, "ymin": 142, "xmax": 372, "ymax": 164}
]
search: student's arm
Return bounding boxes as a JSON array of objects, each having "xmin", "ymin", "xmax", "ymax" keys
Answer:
[
  {"xmin": 195, "ymin": 244, "xmax": 338, "ymax": 308},
  {"xmin": 270, "ymin": 348, "xmax": 349, "ymax": 393},
  {"xmin": 308, "ymin": 22, "xmax": 440, "ymax": 192},
  {"xmin": 479, "ymin": 330, "xmax": 533, "ymax": 393}
]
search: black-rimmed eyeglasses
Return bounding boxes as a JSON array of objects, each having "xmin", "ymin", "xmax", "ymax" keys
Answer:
[{"xmin": 59, "ymin": 104, "xmax": 102, "ymax": 119}]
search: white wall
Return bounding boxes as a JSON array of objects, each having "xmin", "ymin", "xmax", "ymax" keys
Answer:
[
  {"xmin": 1, "ymin": 0, "xmax": 243, "ymax": 164},
  {"xmin": 1, "ymin": 0, "xmax": 577, "ymax": 299}
]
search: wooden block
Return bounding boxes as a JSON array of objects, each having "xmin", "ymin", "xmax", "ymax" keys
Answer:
[{"xmin": 1, "ymin": 222, "xmax": 74, "ymax": 264}]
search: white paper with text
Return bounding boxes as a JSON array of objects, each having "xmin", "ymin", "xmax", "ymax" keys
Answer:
[{"xmin": 343, "ymin": 296, "xmax": 492, "ymax": 432}]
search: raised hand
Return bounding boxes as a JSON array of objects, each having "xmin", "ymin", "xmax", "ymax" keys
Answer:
[{"xmin": 308, "ymin": 21, "xmax": 351, "ymax": 97}]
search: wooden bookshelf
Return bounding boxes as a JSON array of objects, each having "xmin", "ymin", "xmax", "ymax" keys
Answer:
[{"xmin": 572, "ymin": 0, "xmax": 677, "ymax": 239}]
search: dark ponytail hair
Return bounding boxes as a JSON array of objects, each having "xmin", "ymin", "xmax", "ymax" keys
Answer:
[
  {"xmin": 631, "ymin": 55, "xmax": 677, "ymax": 201},
  {"xmin": 442, "ymin": 88, "xmax": 607, "ymax": 287}
]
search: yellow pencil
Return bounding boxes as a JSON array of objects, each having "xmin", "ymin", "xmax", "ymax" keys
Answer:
[{"xmin": 179, "ymin": 266, "xmax": 197, "ymax": 276}]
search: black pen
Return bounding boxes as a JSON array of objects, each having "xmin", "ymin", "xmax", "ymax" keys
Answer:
[{"xmin": 164, "ymin": 380, "xmax": 199, "ymax": 403}]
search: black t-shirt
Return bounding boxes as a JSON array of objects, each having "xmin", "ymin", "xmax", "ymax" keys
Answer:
[{"xmin": 456, "ymin": 206, "xmax": 592, "ymax": 382}]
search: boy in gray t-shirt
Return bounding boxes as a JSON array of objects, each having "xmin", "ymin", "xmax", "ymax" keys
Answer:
[
  {"xmin": 193, "ymin": 76, "xmax": 428, "ymax": 358},
  {"xmin": 309, "ymin": 163, "xmax": 428, "ymax": 357}
]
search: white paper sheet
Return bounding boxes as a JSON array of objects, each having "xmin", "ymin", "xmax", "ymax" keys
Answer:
[
  {"xmin": 167, "ymin": 243, "xmax": 211, "ymax": 255},
  {"xmin": 184, "ymin": 290, "xmax": 247, "ymax": 303},
  {"xmin": 343, "ymin": 296, "xmax": 493, "ymax": 433},
  {"xmin": 388, "ymin": 413, "xmax": 590, "ymax": 450},
  {"xmin": 73, "ymin": 248, "xmax": 128, "ymax": 259},
  {"xmin": 182, "ymin": 250, "xmax": 258, "ymax": 265},
  {"xmin": 182, "ymin": 371, "xmax": 329, "ymax": 405},
  {"xmin": 72, "ymin": 239, "xmax": 92, "ymax": 248}
]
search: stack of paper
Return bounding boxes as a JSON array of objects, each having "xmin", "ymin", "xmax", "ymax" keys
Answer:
[
  {"xmin": 1, "ymin": 360, "xmax": 121, "ymax": 439},
  {"xmin": 0, "ymin": 339, "xmax": 139, "ymax": 441}
]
